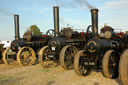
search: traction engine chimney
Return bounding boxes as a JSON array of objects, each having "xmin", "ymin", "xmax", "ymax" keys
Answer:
[
  {"xmin": 53, "ymin": 6, "xmax": 59, "ymax": 37},
  {"xmin": 91, "ymin": 9, "xmax": 99, "ymax": 35},
  {"xmin": 14, "ymin": 14, "xmax": 20, "ymax": 40}
]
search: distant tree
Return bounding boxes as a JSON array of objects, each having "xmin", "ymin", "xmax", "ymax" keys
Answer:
[{"xmin": 26, "ymin": 25, "xmax": 41, "ymax": 36}]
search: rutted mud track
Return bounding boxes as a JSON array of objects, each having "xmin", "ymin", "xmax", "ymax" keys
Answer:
[{"xmin": 0, "ymin": 64, "xmax": 121, "ymax": 85}]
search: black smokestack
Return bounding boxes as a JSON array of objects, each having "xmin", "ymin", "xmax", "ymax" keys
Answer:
[
  {"xmin": 14, "ymin": 14, "xmax": 20, "ymax": 40},
  {"xmin": 91, "ymin": 9, "xmax": 99, "ymax": 35},
  {"xmin": 53, "ymin": 6, "xmax": 59, "ymax": 37}
]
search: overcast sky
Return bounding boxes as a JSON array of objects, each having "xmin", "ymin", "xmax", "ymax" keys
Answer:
[{"xmin": 0, "ymin": 0, "xmax": 128, "ymax": 40}]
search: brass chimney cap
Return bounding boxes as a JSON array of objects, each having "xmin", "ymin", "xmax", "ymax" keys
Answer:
[{"xmin": 91, "ymin": 8, "xmax": 99, "ymax": 13}]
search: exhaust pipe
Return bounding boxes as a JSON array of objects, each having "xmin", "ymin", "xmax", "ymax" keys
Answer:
[
  {"xmin": 14, "ymin": 14, "xmax": 20, "ymax": 40},
  {"xmin": 91, "ymin": 8, "xmax": 99, "ymax": 35},
  {"xmin": 53, "ymin": 6, "xmax": 59, "ymax": 37}
]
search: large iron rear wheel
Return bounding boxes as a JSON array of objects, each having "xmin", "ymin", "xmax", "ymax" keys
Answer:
[
  {"xmin": 2, "ymin": 48, "xmax": 17, "ymax": 65},
  {"xmin": 119, "ymin": 49, "xmax": 128, "ymax": 85},
  {"xmin": 17, "ymin": 46, "xmax": 36, "ymax": 66},
  {"xmin": 74, "ymin": 50, "xmax": 90, "ymax": 76},
  {"xmin": 60, "ymin": 45, "xmax": 78, "ymax": 70},
  {"xmin": 102, "ymin": 50, "xmax": 119, "ymax": 79},
  {"xmin": 39, "ymin": 46, "xmax": 56, "ymax": 68}
]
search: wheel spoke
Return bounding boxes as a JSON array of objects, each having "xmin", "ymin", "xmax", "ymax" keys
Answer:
[
  {"xmin": 48, "ymin": 32, "xmax": 52, "ymax": 36},
  {"xmin": 46, "ymin": 29, "xmax": 54, "ymax": 38},
  {"xmin": 3, "ymin": 48, "xmax": 16, "ymax": 65},
  {"xmin": 74, "ymin": 50, "xmax": 89, "ymax": 76},
  {"xmin": 17, "ymin": 47, "xmax": 36, "ymax": 66},
  {"xmin": 60, "ymin": 45, "xmax": 78, "ymax": 70},
  {"xmin": 39, "ymin": 46, "xmax": 56, "ymax": 68}
]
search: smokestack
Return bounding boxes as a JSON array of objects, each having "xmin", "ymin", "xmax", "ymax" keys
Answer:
[
  {"xmin": 53, "ymin": 6, "xmax": 59, "ymax": 37},
  {"xmin": 91, "ymin": 8, "xmax": 99, "ymax": 35},
  {"xmin": 14, "ymin": 14, "xmax": 20, "ymax": 40}
]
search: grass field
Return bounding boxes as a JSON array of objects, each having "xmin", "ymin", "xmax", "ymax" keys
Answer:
[{"xmin": 0, "ymin": 64, "xmax": 121, "ymax": 85}]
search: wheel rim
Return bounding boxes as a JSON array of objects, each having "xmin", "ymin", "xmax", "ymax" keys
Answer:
[
  {"xmin": 108, "ymin": 53, "xmax": 119, "ymax": 78},
  {"xmin": 119, "ymin": 49, "xmax": 128, "ymax": 85},
  {"xmin": 60, "ymin": 45, "xmax": 78, "ymax": 70},
  {"xmin": 74, "ymin": 50, "xmax": 89, "ymax": 76},
  {"xmin": 102, "ymin": 50, "xmax": 119, "ymax": 79},
  {"xmin": 17, "ymin": 47, "xmax": 36, "ymax": 66},
  {"xmin": 3, "ymin": 48, "xmax": 16, "ymax": 64},
  {"xmin": 78, "ymin": 55, "xmax": 89, "ymax": 76},
  {"xmin": 39, "ymin": 46, "xmax": 56, "ymax": 68}
]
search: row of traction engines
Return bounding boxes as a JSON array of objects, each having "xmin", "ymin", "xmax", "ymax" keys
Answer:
[
  {"xmin": 1, "ymin": 6, "xmax": 127, "ymax": 85},
  {"xmin": 2, "ymin": 6, "xmax": 86, "ymax": 68},
  {"xmin": 38, "ymin": 6, "xmax": 128, "ymax": 85}
]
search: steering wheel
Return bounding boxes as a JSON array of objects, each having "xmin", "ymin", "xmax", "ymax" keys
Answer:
[
  {"xmin": 86, "ymin": 25, "xmax": 93, "ymax": 39},
  {"xmin": 46, "ymin": 29, "xmax": 55, "ymax": 38}
]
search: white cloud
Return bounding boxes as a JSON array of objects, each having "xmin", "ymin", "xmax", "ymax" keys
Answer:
[{"xmin": 103, "ymin": 0, "xmax": 128, "ymax": 9}]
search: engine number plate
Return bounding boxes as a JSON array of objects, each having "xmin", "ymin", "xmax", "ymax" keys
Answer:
[{"xmin": 48, "ymin": 55, "xmax": 54, "ymax": 58}]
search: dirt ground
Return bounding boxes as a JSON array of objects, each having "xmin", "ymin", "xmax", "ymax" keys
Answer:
[{"xmin": 0, "ymin": 64, "xmax": 122, "ymax": 85}]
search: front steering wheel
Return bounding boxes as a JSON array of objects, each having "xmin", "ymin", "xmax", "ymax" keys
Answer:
[{"xmin": 46, "ymin": 29, "xmax": 55, "ymax": 38}]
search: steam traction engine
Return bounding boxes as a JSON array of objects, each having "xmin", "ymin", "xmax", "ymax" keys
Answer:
[
  {"xmin": 3, "ymin": 15, "xmax": 52, "ymax": 66},
  {"xmin": 38, "ymin": 6, "xmax": 87, "ymax": 69},
  {"xmin": 74, "ymin": 8, "xmax": 128, "ymax": 85}
]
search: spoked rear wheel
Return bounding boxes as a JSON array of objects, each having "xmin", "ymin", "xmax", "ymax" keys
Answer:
[
  {"xmin": 2, "ymin": 48, "xmax": 17, "ymax": 65},
  {"xmin": 39, "ymin": 46, "xmax": 56, "ymax": 68},
  {"xmin": 17, "ymin": 46, "xmax": 36, "ymax": 66},
  {"xmin": 102, "ymin": 50, "xmax": 119, "ymax": 79},
  {"xmin": 119, "ymin": 49, "xmax": 128, "ymax": 85},
  {"xmin": 60, "ymin": 45, "xmax": 78, "ymax": 70},
  {"xmin": 74, "ymin": 50, "xmax": 90, "ymax": 76}
]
